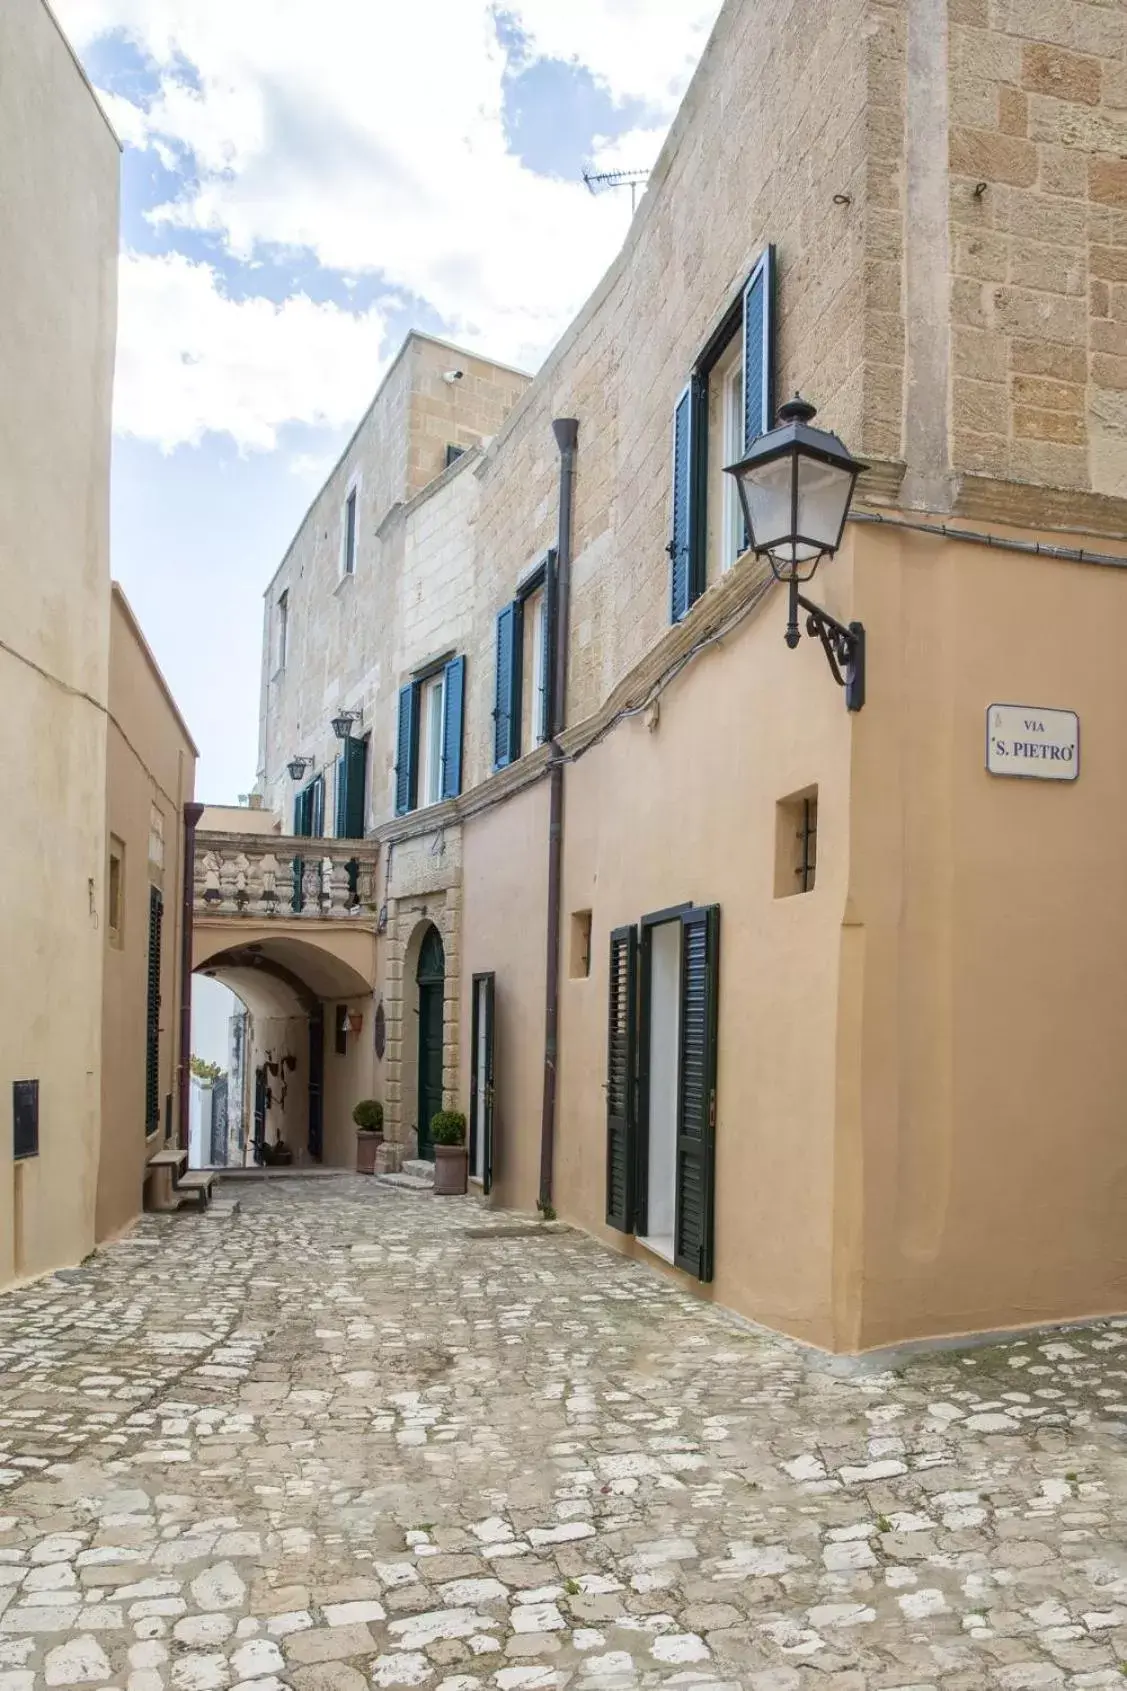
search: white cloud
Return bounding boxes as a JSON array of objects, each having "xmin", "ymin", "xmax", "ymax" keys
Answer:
[
  {"xmin": 55, "ymin": 0, "xmax": 722, "ymax": 448},
  {"xmin": 115, "ymin": 252, "xmax": 391, "ymax": 452}
]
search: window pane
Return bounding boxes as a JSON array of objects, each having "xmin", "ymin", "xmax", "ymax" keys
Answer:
[
  {"xmin": 530, "ymin": 592, "xmax": 545, "ymax": 748},
  {"xmin": 423, "ymin": 674, "xmax": 445, "ymax": 805}
]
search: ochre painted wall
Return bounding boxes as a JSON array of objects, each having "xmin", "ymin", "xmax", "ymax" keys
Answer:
[
  {"xmin": 849, "ymin": 523, "xmax": 1127, "ymax": 1347},
  {"xmin": 0, "ymin": 0, "xmax": 119, "ymax": 1286},
  {"xmin": 99, "ymin": 588, "xmax": 197, "ymax": 1241},
  {"xmin": 461, "ymin": 559, "xmax": 853, "ymax": 1351}
]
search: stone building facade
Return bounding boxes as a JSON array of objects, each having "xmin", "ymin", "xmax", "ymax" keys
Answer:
[{"xmin": 253, "ymin": 0, "xmax": 1127, "ymax": 1352}]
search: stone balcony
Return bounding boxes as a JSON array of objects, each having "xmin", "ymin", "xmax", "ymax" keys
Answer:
[{"xmin": 194, "ymin": 831, "xmax": 380, "ymax": 922}]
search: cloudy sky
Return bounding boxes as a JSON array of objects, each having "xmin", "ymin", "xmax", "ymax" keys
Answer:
[{"xmin": 55, "ymin": 0, "xmax": 723, "ymax": 804}]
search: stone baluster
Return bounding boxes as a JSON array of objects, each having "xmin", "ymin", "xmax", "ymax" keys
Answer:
[
  {"xmin": 259, "ymin": 853, "xmax": 280, "ymax": 918},
  {"xmin": 218, "ymin": 852, "xmax": 241, "ymax": 914},
  {"xmin": 200, "ymin": 850, "xmax": 222, "ymax": 907},
  {"xmin": 329, "ymin": 853, "xmax": 352, "ymax": 915}
]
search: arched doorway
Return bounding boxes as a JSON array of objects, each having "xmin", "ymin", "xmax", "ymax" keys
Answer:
[{"xmin": 416, "ymin": 925, "xmax": 445, "ymax": 1161}]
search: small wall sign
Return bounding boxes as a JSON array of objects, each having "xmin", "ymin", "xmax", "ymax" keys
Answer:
[{"xmin": 987, "ymin": 704, "xmax": 1079, "ymax": 782}]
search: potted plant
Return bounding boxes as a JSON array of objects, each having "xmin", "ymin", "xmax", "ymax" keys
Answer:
[
  {"xmin": 353, "ymin": 1099, "xmax": 384, "ymax": 1175},
  {"xmin": 430, "ymin": 1110, "xmax": 468, "ymax": 1196}
]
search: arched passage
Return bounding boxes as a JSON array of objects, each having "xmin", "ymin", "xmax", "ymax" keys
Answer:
[{"xmin": 192, "ymin": 927, "xmax": 377, "ymax": 1171}]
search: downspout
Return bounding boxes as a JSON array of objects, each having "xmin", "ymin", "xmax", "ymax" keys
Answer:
[
  {"xmin": 539, "ymin": 418, "xmax": 579, "ymax": 1213},
  {"xmin": 178, "ymin": 801, "xmax": 204, "ymax": 1151}
]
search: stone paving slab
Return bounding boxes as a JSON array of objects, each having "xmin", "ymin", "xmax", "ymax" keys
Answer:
[{"xmin": 0, "ymin": 1177, "xmax": 1126, "ymax": 1690}]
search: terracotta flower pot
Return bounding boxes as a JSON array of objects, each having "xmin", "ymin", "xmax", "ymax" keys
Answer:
[
  {"xmin": 433, "ymin": 1144, "xmax": 468, "ymax": 1196},
  {"xmin": 356, "ymin": 1129, "xmax": 382, "ymax": 1175}
]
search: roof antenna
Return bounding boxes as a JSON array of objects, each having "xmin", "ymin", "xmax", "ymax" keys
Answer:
[{"xmin": 582, "ymin": 166, "xmax": 650, "ymax": 214}]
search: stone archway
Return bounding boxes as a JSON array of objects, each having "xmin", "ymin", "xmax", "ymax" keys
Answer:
[{"xmin": 383, "ymin": 896, "xmax": 461, "ymax": 1161}]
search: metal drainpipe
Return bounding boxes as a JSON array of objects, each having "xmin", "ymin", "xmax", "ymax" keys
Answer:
[
  {"xmin": 178, "ymin": 801, "xmax": 204, "ymax": 1151},
  {"xmin": 539, "ymin": 419, "xmax": 579, "ymax": 1213}
]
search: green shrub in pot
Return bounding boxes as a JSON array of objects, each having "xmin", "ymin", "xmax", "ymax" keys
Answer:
[
  {"xmin": 353, "ymin": 1100, "xmax": 384, "ymax": 1133},
  {"xmin": 430, "ymin": 1109, "xmax": 466, "ymax": 1147}
]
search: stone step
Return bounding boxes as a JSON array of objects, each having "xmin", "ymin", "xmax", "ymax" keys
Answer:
[
  {"xmin": 374, "ymin": 1173, "xmax": 434, "ymax": 1194},
  {"xmin": 401, "ymin": 1159, "xmax": 435, "ymax": 1184}
]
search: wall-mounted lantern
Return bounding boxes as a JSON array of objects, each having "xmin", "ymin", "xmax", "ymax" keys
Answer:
[
  {"xmin": 287, "ymin": 755, "xmax": 312, "ymax": 781},
  {"xmin": 725, "ymin": 394, "xmax": 867, "ymax": 710},
  {"xmin": 331, "ymin": 710, "xmax": 359, "ymax": 741}
]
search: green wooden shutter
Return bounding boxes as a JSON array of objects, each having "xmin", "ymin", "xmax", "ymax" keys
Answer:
[
  {"xmin": 395, "ymin": 683, "xmax": 418, "ymax": 815},
  {"xmin": 670, "ymin": 376, "xmax": 706, "ymax": 622},
  {"xmin": 493, "ymin": 602, "xmax": 523, "ymax": 770},
  {"xmin": 346, "ymin": 736, "xmax": 368, "ymax": 837},
  {"xmin": 441, "ymin": 656, "xmax": 465, "ymax": 800},
  {"xmin": 145, "ymin": 887, "xmax": 164, "ymax": 1135},
  {"xmin": 471, "ymin": 971, "xmax": 496, "ymax": 1196},
  {"xmin": 674, "ymin": 904, "xmax": 720, "ymax": 1281},
  {"xmin": 606, "ymin": 924, "xmax": 638, "ymax": 1233},
  {"xmin": 311, "ymin": 773, "xmax": 325, "ymax": 838},
  {"xmin": 743, "ymin": 245, "xmax": 777, "ymax": 448}
]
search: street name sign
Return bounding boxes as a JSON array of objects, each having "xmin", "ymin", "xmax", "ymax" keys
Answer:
[{"xmin": 986, "ymin": 703, "xmax": 1079, "ymax": 781}]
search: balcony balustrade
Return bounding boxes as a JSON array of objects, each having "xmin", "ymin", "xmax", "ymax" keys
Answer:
[{"xmin": 194, "ymin": 832, "xmax": 379, "ymax": 922}]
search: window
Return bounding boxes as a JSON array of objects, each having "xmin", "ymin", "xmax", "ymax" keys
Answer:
[
  {"xmin": 569, "ymin": 910, "xmax": 592, "ymax": 979},
  {"xmin": 775, "ymin": 787, "xmax": 818, "ymax": 897},
  {"xmin": 148, "ymin": 803, "xmax": 164, "ymax": 872},
  {"xmin": 670, "ymin": 245, "xmax": 777, "ymax": 621},
  {"xmin": 720, "ymin": 350, "xmax": 746, "ymax": 573},
  {"xmin": 420, "ymin": 671, "xmax": 446, "ymax": 807},
  {"xmin": 276, "ymin": 589, "xmax": 289, "ymax": 671},
  {"xmin": 395, "ymin": 656, "xmax": 465, "ymax": 815},
  {"xmin": 494, "ymin": 551, "xmax": 555, "ymax": 769},
  {"xmin": 108, "ymin": 837, "xmax": 125, "ymax": 948},
  {"xmin": 527, "ymin": 588, "xmax": 549, "ymax": 752},
  {"xmin": 13, "ymin": 1080, "xmax": 38, "ymax": 1162},
  {"xmin": 342, "ymin": 486, "xmax": 358, "ymax": 577},
  {"xmin": 445, "ymin": 443, "xmax": 466, "ymax": 469}
]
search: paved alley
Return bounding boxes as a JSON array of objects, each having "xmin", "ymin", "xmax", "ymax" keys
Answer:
[{"xmin": 1, "ymin": 1179, "xmax": 1126, "ymax": 1691}]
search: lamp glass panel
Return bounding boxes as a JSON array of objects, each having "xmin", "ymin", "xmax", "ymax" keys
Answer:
[
  {"xmin": 738, "ymin": 453, "xmax": 794, "ymax": 553},
  {"xmin": 796, "ymin": 455, "xmax": 855, "ymax": 551}
]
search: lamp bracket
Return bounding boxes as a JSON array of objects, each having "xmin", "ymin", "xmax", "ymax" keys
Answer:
[{"xmin": 788, "ymin": 583, "xmax": 865, "ymax": 711}]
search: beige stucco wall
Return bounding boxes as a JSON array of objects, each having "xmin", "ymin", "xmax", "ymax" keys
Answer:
[
  {"xmin": 99, "ymin": 588, "xmax": 197, "ymax": 1241},
  {"xmin": 0, "ymin": 0, "xmax": 118, "ymax": 1285},
  {"xmin": 200, "ymin": 803, "xmax": 279, "ymax": 835}
]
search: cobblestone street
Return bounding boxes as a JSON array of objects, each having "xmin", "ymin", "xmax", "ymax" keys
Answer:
[{"xmin": 1, "ymin": 1178, "xmax": 1126, "ymax": 1691}]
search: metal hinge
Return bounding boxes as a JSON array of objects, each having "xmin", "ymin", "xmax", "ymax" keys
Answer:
[{"xmin": 708, "ymin": 1089, "xmax": 716, "ymax": 1131}]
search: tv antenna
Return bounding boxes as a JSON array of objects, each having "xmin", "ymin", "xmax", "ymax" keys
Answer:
[{"xmin": 582, "ymin": 166, "xmax": 650, "ymax": 213}]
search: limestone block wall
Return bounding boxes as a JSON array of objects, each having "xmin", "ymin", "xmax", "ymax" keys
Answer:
[
  {"xmin": 946, "ymin": 0, "xmax": 1127, "ymax": 495},
  {"xmin": 258, "ymin": 335, "xmax": 528, "ymax": 827}
]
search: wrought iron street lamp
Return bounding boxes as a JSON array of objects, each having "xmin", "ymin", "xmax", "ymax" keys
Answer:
[
  {"xmin": 331, "ymin": 710, "xmax": 358, "ymax": 741},
  {"xmin": 725, "ymin": 394, "xmax": 867, "ymax": 710},
  {"xmin": 287, "ymin": 755, "xmax": 311, "ymax": 782}
]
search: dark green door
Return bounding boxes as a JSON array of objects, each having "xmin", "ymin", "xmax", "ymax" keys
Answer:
[{"xmin": 416, "ymin": 926, "xmax": 445, "ymax": 1161}]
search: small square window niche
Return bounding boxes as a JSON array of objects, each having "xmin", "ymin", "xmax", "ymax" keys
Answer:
[
  {"xmin": 570, "ymin": 910, "xmax": 593, "ymax": 978},
  {"xmin": 775, "ymin": 787, "xmax": 818, "ymax": 897}
]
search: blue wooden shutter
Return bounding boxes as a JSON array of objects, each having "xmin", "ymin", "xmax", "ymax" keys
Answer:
[
  {"xmin": 539, "ymin": 560, "xmax": 556, "ymax": 744},
  {"xmin": 674, "ymin": 904, "xmax": 720, "ymax": 1282},
  {"xmin": 670, "ymin": 385, "xmax": 693, "ymax": 623},
  {"xmin": 493, "ymin": 602, "xmax": 523, "ymax": 770},
  {"xmin": 606, "ymin": 925, "xmax": 638, "ymax": 1232},
  {"xmin": 670, "ymin": 378, "xmax": 706, "ymax": 622},
  {"xmin": 743, "ymin": 245, "xmax": 777, "ymax": 448},
  {"xmin": 395, "ymin": 683, "xmax": 418, "ymax": 816},
  {"xmin": 441, "ymin": 655, "xmax": 465, "ymax": 800}
]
